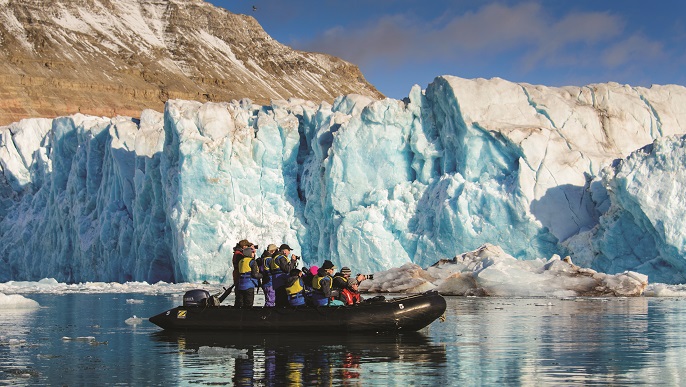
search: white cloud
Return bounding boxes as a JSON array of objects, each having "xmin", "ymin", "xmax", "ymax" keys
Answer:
[
  {"xmin": 601, "ymin": 34, "xmax": 665, "ymax": 68},
  {"xmin": 297, "ymin": 2, "xmax": 665, "ymax": 74}
]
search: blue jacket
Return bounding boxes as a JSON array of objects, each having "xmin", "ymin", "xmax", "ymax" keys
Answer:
[{"xmin": 261, "ymin": 255, "xmax": 274, "ymax": 287}]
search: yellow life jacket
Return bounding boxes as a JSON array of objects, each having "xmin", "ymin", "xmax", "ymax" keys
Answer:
[
  {"xmin": 286, "ymin": 277, "xmax": 304, "ymax": 296},
  {"xmin": 270, "ymin": 254, "xmax": 286, "ymax": 273},
  {"xmin": 333, "ymin": 273, "xmax": 347, "ymax": 285},
  {"xmin": 262, "ymin": 256, "xmax": 272, "ymax": 273},
  {"xmin": 312, "ymin": 274, "xmax": 331, "ymax": 291},
  {"xmin": 238, "ymin": 257, "xmax": 253, "ymax": 274}
]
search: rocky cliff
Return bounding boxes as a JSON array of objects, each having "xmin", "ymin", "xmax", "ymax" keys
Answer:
[{"xmin": 0, "ymin": 0, "xmax": 383, "ymax": 126}]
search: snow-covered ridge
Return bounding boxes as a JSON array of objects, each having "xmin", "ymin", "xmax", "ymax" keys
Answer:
[
  {"xmin": 2, "ymin": 76, "xmax": 686, "ymax": 284},
  {"xmin": 0, "ymin": 0, "xmax": 382, "ymax": 126}
]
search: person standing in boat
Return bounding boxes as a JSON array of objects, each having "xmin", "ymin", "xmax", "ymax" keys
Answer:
[
  {"xmin": 285, "ymin": 269, "xmax": 307, "ymax": 307},
  {"xmin": 235, "ymin": 247, "xmax": 263, "ymax": 308},
  {"xmin": 271, "ymin": 244, "xmax": 297, "ymax": 307},
  {"xmin": 259, "ymin": 244, "xmax": 279, "ymax": 307},
  {"xmin": 311, "ymin": 260, "xmax": 344, "ymax": 306},
  {"xmin": 232, "ymin": 239, "xmax": 254, "ymax": 287}
]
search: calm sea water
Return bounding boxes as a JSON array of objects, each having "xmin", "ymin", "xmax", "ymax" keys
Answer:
[{"xmin": 1, "ymin": 293, "xmax": 685, "ymax": 386}]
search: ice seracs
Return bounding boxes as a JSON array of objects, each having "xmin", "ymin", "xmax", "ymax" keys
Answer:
[
  {"xmin": 565, "ymin": 134, "xmax": 686, "ymax": 284},
  {"xmin": 2, "ymin": 76, "xmax": 686, "ymax": 284}
]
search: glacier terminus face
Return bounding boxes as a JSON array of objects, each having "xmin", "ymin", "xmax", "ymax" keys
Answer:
[{"xmin": 1, "ymin": 76, "xmax": 686, "ymax": 284}]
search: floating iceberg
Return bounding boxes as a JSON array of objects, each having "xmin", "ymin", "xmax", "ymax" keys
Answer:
[
  {"xmin": 360, "ymin": 244, "xmax": 648, "ymax": 297},
  {"xmin": 0, "ymin": 293, "xmax": 40, "ymax": 309}
]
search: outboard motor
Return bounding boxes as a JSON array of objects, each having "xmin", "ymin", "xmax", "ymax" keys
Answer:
[{"xmin": 183, "ymin": 289, "xmax": 211, "ymax": 307}]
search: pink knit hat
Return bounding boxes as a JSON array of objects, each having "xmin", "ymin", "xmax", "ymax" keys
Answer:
[{"xmin": 309, "ymin": 266, "xmax": 319, "ymax": 276}]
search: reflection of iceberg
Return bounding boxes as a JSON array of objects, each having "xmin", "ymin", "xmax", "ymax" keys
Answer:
[
  {"xmin": 438, "ymin": 296, "xmax": 657, "ymax": 384},
  {"xmin": 0, "ymin": 293, "xmax": 40, "ymax": 356}
]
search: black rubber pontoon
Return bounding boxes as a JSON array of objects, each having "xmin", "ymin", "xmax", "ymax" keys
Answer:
[{"xmin": 148, "ymin": 290, "xmax": 446, "ymax": 333}]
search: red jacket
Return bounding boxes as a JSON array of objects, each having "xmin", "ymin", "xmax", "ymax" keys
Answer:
[
  {"xmin": 232, "ymin": 249, "xmax": 244, "ymax": 285},
  {"xmin": 340, "ymin": 288, "xmax": 361, "ymax": 305}
]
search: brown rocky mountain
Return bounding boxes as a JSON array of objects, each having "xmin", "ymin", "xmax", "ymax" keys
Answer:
[{"xmin": 0, "ymin": 0, "xmax": 384, "ymax": 126}]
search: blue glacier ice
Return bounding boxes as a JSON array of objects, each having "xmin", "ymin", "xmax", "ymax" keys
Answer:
[
  {"xmin": 565, "ymin": 135, "xmax": 686, "ymax": 283},
  {"xmin": 2, "ymin": 76, "xmax": 686, "ymax": 284}
]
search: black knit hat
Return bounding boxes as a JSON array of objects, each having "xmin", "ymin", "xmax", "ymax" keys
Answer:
[{"xmin": 321, "ymin": 260, "xmax": 336, "ymax": 270}]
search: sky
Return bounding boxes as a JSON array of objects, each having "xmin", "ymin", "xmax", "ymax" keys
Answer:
[{"xmin": 209, "ymin": 0, "xmax": 686, "ymax": 100}]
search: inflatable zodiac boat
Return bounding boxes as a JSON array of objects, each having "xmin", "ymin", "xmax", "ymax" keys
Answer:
[{"xmin": 148, "ymin": 289, "xmax": 446, "ymax": 333}]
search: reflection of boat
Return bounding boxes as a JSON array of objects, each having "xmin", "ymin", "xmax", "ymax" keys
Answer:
[
  {"xmin": 149, "ymin": 291, "xmax": 446, "ymax": 333},
  {"xmin": 151, "ymin": 330, "xmax": 447, "ymax": 364},
  {"xmin": 153, "ymin": 329, "xmax": 434, "ymax": 349},
  {"xmin": 152, "ymin": 330, "xmax": 448, "ymax": 384}
]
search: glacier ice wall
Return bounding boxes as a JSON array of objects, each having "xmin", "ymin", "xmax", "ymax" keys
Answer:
[
  {"xmin": 565, "ymin": 135, "xmax": 686, "ymax": 283},
  {"xmin": 0, "ymin": 112, "xmax": 173, "ymax": 282},
  {"xmin": 2, "ymin": 76, "xmax": 686, "ymax": 283}
]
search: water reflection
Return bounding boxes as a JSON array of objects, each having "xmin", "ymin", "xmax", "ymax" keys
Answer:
[
  {"xmin": 3, "ymin": 294, "xmax": 686, "ymax": 385},
  {"xmin": 0, "ymin": 306, "xmax": 41, "ymax": 384},
  {"xmin": 437, "ymin": 297, "xmax": 686, "ymax": 385},
  {"xmin": 151, "ymin": 331, "xmax": 447, "ymax": 385}
]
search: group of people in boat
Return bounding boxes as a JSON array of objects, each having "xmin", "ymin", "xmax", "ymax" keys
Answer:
[{"xmin": 232, "ymin": 239, "xmax": 370, "ymax": 308}]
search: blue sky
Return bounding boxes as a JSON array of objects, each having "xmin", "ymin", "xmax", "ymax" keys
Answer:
[{"xmin": 209, "ymin": 1, "xmax": 686, "ymax": 100}]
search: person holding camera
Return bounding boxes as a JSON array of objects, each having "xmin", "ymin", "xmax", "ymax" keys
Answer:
[
  {"xmin": 340, "ymin": 278, "xmax": 363, "ymax": 305},
  {"xmin": 285, "ymin": 268, "xmax": 308, "ymax": 307},
  {"xmin": 271, "ymin": 244, "xmax": 299, "ymax": 307},
  {"xmin": 333, "ymin": 267, "xmax": 368, "ymax": 291},
  {"xmin": 332, "ymin": 267, "xmax": 352, "ymax": 291}
]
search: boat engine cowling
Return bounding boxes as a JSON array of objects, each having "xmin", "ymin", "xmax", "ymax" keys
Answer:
[{"xmin": 183, "ymin": 289, "xmax": 211, "ymax": 307}]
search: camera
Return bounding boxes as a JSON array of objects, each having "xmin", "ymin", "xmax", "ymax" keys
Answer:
[
  {"xmin": 254, "ymin": 244, "xmax": 259, "ymax": 250},
  {"xmin": 357, "ymin": 274, "xmax": 374, "ymax": 280}
]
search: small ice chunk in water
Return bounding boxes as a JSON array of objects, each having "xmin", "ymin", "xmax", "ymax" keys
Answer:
[
  {"xmin": 125, "ymin": 315, "xmax": 143, "ymax": 325},
  {"xmin": 62, "ymin": 336, "xmax": 96, "ymax": 342}
]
